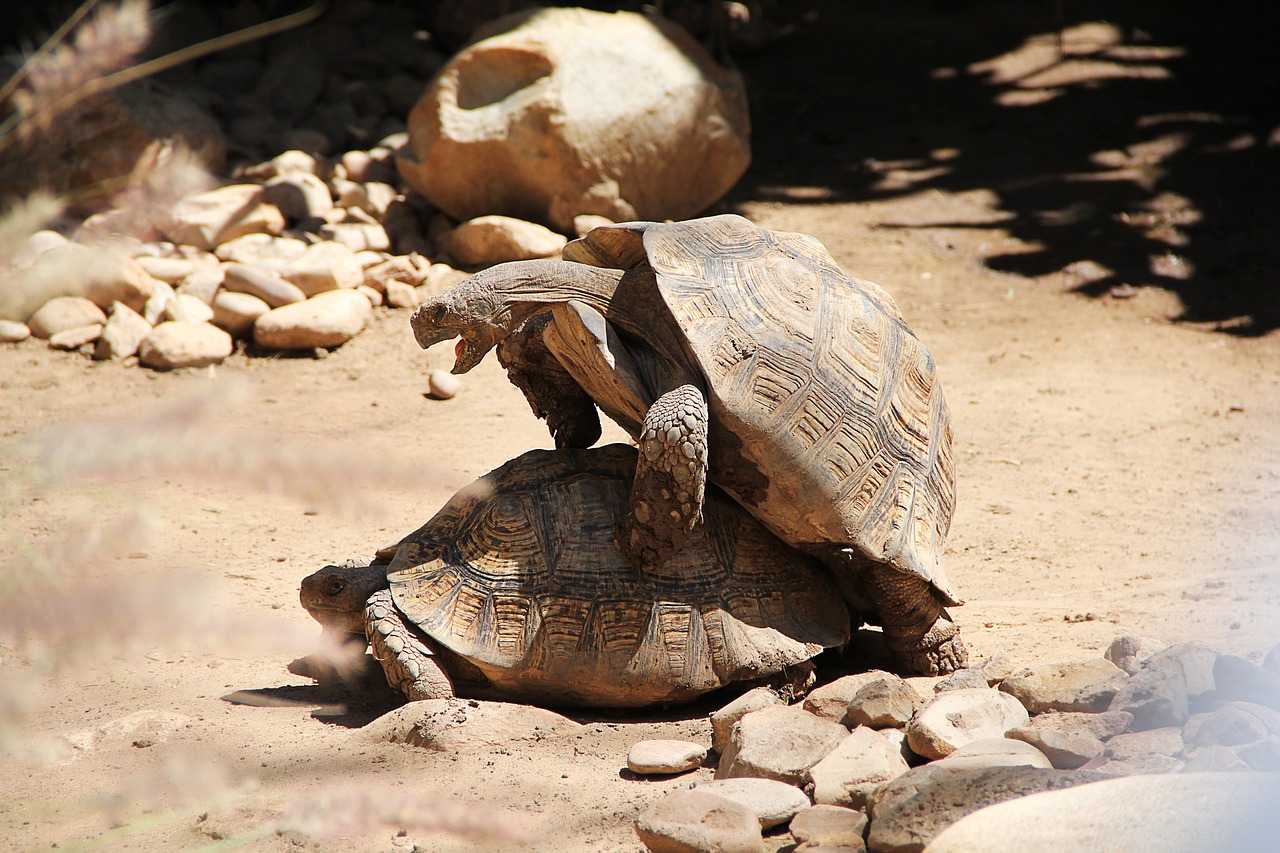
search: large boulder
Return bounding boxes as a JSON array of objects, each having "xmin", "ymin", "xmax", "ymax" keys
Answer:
[{"xmin": 399, "ymin": 7, "xmax": 750, "ymax": 233}]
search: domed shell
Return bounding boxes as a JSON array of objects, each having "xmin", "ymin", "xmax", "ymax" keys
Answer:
[{"xmin": 385, "ymin": 444, "xmax": 849, "ymax": 708}]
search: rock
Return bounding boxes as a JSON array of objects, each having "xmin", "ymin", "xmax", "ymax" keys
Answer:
[
  {"xmin": 366, "ymin": 698, "xmax": 580, "ymax": 751},
  {"xmin": 906, "ymin": 689, "xmax": 1030, "ymax": 760},
  {"xmin": 1108, "ymin": 642, "xmax": 1218, "ymax": 730},
  {"xmin": 212, "ymin": 291, "xmax": 271, "ymax": 338},
  {"xmin": 363, "ymin": 256, "xmax": 423, "ymax": 291},
  {"xmin": 998, "ymin": 659, "xmax": 1128, "ymax": 714},
  {"xmin": 694, "ymin": 778, "xmax": 810, "ymax": 829},
  {"xmin": 1180, "ymin": 744, "xmax": 1251, "ymax": 773},
  {"xmin": 3, "ymin": 244, "xmax": 156, "ymax": 321},
  {"xmin": 937, "ymin": 738, "xmax": 1052, "ymax": 770},
  {"xmin": 94, "ymin": 303, "xmax": 152, "ymax": 360},
  {"xmin": 279, "ymin": 241, "xmax": 364, "ymax": 296},
  {"xmin": 426, "ymin": 370, "xmax": 462, "ymax": 400},
  {"xmin": 1103, "ymin": 634, "xmax": 1168, "ymax": 675},
  {"xmin": 254, "ymin": 289, "xmax": 372, "ymax": 350},
  {"xmin": 711, "ymin": 688, "xmax": 784, "ymax": 756},
  {"xmin": 319, "ymin": 221, "xmax": 391, "ymax": 252},
  {"xmin": 867, "ymin": 764, "xmax": 1113, "ymax": 853},
  {"xmin": 791, "ymin": 805, "xmax": 868, "ymax": 849},
  {"xmin": 221, "ymin": 263, "xmax": 307, "ymax": 308},
  {"xmin": 811, "ymin": 727, "xmax": 910, "ymax": 810},
  {"xmin": 27, "ymin": 297, "xmax": 107, "ymax": 339},
  {"xmin": 134, "ymin": 255, "xmax": 194, "ymax": 284},
  {"xmin": 448, "ymin": 215, "xmax": 568, "ymax": 268},
  {"xmin": 635, "ymin": 789, "xmax": 763, "ymax": 853},
  {"xmin": 573, "ymin": 214, "xmax": 615, "ymax": 238},
  {"xmin": 138, "ymin": 321, "xmax": 232, "ymax": 369},
  {"xmin": 1235, "ymin": 736, "xmax": 1280, "ymax": 771},
  {"xmin": 1183, "ymin": 702, "xmax": 1279, "ymax": 749},
  {"xmin": 933, "ymin": 669, "xmax": 989, "ymax": 693},
  {"xmin": 804, "ymin": 672, "xmax": 897, "ymax": 722},
  {"xmin": 1013, "ymin": 709, "xmax": 1133, "ymax": 742},
  {"xmin": 357, "ymin": 285, "xmax": 384, "ymax": 308},
  {"xmin": 716, "ymin": 705, "xmax": 848, "ymax": 786},
  {"xmin": 214, "ymin": 233, "xmax": 309, "ymax": 268},
  {"xmin": 846, "ymin": 676, "xmax": 920, "ymax": 728},
  {"xmin": 418, "ymin": 262, "xmax": 471, "ymax": 298},
  {"xmin": 1080, "ymin": 726, "xmax": 1185, "ymax": 775},
  {"xmin": 162, "ymin": 293, "xmax": 215, "ymax": 324},
  {"xmin": 177, "ymin": 265, "xmax": 225, "ymax": 304},
  {"xmin": 23, "ymin": 229, "xmax": 69, "ymax": 259},
  {"xmin": 48, "ymin": 323, "xmax": 102, "ymax": 350},
  {"xmin": 1006, "ymin": 727, "xmax": 1103, "ymax": 769},
  {"xmin": 0, "ymin": 320, "xmax": 31, "ymax": 342},
  {"xmin": 627, "ymin": 740, "xmax": 707, "ymax": 776},
  {"xmin": 1264, "ymin": 643, "xmax": 1280, "ymax": 674},
  {"xmin": 878, "ymin": 727, "xmax": 918, "ymax": 765},
  {"xmin": 922, "ymin": 772, "xmax": 1280, "ymax": 853},
  {"xmin": 161, "ymin": 184, "xmax": 286, "ymax": 250},
  {"xmin": 384, "ymin": 281, "xmax": 420, "ymax": 309},
  {"xmin": 1214, "ymin": 654, "xmax": 1280, "ymax": 711},
  {"xmin": 142, "ymin": 279, "xmax": 177, "ymax": 325},
  {"xmin": 264, "ymin": 172, "xmax": 334, "ymax": 222},
  {"xmin": 337, "ymin": 180, "xmax": 398, "ymax": 219},
  {"xmin": 977, "ymin": 654, "xmax": 1019, "ymax": 686},
  {"xmin": 399, "ymin": 7, "xmax": 750, "ymax": 233}
]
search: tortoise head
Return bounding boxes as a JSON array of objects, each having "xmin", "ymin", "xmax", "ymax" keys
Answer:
[
  {"xmin": 411, "ymin": 291, "xmax": 506, "ymax": 374},
  {"xmin": 298, "ymin": 562, "xmax": 390, "ymax": 635}
]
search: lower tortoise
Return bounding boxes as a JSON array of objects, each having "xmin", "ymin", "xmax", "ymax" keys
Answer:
[{"xmin": 299, "ymin": 444, "xmax": 849, "ymax": 708}]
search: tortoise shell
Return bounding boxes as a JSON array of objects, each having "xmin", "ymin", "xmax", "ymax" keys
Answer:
[
  {"xmin": 384, "ymin": 444, "xmax": 849, "ymax": 708},
  {"xmin": 563, "ymin": 214, "xmax": 958, "ymax": 604}
]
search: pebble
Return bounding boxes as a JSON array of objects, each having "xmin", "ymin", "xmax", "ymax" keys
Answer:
[
  {"xmin": 998, "ymin": 659, "xmax": 1128, "ymax": 714},
  {"xmin": 27, "ymin": 297, "xmax": 107, "ymax": 339},
  {"xmin": 0, "ymin": 320, "xmax": 31, "ymax": 343},
  {"xmin": 254, "ymin": 289, "xmax": 372, "ymax": 350},
  {"xmin": 694, "ymin": 778, "xmax": 809, "ymax": 829},
  {"xmin": 212, "ymin": 291, "xmax": 271, "ymax": 338},
  {"xmin": 319, "ymin": 221, "xmax": 391, "ymax": 252},
  {"xmin": 803, "ymin": 671, "xmax": 897, "ymax": 722},
  {"xmin": 1104, "ymin": 634, "xmax": 1168, "ymax": 675},
  {"xmin": 1014, "ymin": 709, "xmax": 1133, "ymax": 742},
  {"xmin": 263, "ymin": 172, "xmax": 334, "ymax": 222},
  {"xmin": 1108, "ymin": 642, "xmax": 1218, "ymax": 730},
  {"xmin": 48, "ymin": 323, "xmax": 102, "ymax": 350},
  {"xmin": 1006, "ymin": 726, "xmax": 1104, "ymax": 769},
  {"xmin": 222, "ymin": 263, "xmax": 307, "ymax": 308},
  {"xmin": 810, "ymin": 726, "xmax": 910, "ymax": 810},
  {"xmin": 161, "ymin": 184, "xmax": 285, "ymax": 250},
  {"xmin": 717, "ymin": 705, "xmax": 847, "ymax": 786},
  {"xmin": 933, "ymin": 669, "xmax": 990, "ymax": 693},
  {"xmin": 418, "ymin": 262, "xmax": 470, "ymax": 298},
  {"xmin": 1182, "ymin": 702, "xmax": 1280, "ymax": 750},
  {"xmin": 448, "ymin": 215, "xmax": 568, "ymax": 267},
  {"xmin": 214, "ymin": 233, "xmax": 308, "ymax": 267},
  {"xmin": 134, "ymin": 255, "xmax": 194, "ymax": 284},
  {"xmin": 626, "ymin": 740, "xmax": 706, "ymax": 776},
  {"xmin": 384, "ymin": 280, "xmax": 420, "ymax": 309},
  {"xmin": 138, "ymin": 321, "xmax": 233, "ymax": 369},
  {"xmin": 177, "ymin": 265, "xmax": 225, "ymax": 304},
  {"xmin": 1214, "ymin": 655, "xmax": 1280, "ymax": 711},
  {"xmin": 279, "ymin": 241, "xmax": 365, "ymax": 296},
  {"xmin": 142, "ymin": 279, "xmax": 177, "ymax": 325},
  {"xmin": 906, "ymin": 688, "xmax": 1030, "ymax": 760},
  {"xmin": 426, "ymin": 369, "xmax": 461, "ymax": 400},
  {"xmin": 790, "ymin": 805, "xmax": 868, "ymax": 849},
  {"xmin": 938, "ymin": 737, "xmax": 1053, "ymax": 770},
  {"xmin": 93, "ymin": 303, "xmax": 152, "ymax": 360},
  {"xmin": 845, "ymin": 676, "xmax": 920, "ymax": 728},
  {"xmin": 634, "ymin": 789, "xmax": 763, "ymax": 853},
  {"xmin": 711, "ymin": 687, "xmax": 784, "ymax": 756},
  {"xmin": 162, "ymin": 293, "xmax": 215, "ymax": 324}
]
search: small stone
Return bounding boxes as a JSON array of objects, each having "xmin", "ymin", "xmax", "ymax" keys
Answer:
[
  {"xmin": 357, "ymin": 285, "xmax": 384, "ymax": 307},
  {"xmin": 279, "ymin": 241, "xmax": 364, "ymax": 296},
  {"xmin": 1108, "ymin": 642, "xmax": 1218, "ymax": 730},
  {"xmin": 176, "ymin": 265, "xmax": 225, "ymax": 304},
  {"xmin": 999, "ymin": 659, "xmax": 1128, "ymax": 714},
  {"xmin": 1180, "ymin": 744, "xmax": 1251, "ymax": 772},
  {"xmin": 384, "ymin": 280, "xmax": 420, "ymax": 309},
  {"xmin": 717, "ymin": 705, "xmax": 848, "ymax": 786},
  {"xmin": 426, "ymin": 370, "xmax": 461, "ymax": 400},
  {"xmin": 977, "ymin": 653, "xmax": 1020, "ymax": 686},
  {"xmin": 0, "ymin": 320, "xmax": 31, "ymax": 342},
  {"xmin": 319, "ymin": 221, "xmax": 391, "ymax": 252},
  {"xmin": 254, "ymin": 289, "xmax": 372, "ymax": 350},
  {"xmin": 1080, "ymin": 726, "xmax": 1185, "ymax": 775},
  {"xmin": 804, "ymin": 672, "xmax": 897, "ymax": 722},
  {"xmin": 845, "ymin": 676, "xmax": 919, "ymax": 728},
  {"xmin": 906, "ymin": 688, "xmax": 1030, "ymax": 760},
  {"xmin": 338, "ymin": 180, "xmax": 398, "ymax": 219},
  {"xmin": 364, "ymin": 256, "xmax": 423, "ymax": 291},
  {"xmin": 934, "ymin": 669, "xmax": 991, "ymax": 693},
  {"xmin": 711, "ymin": 688, "xmax": 784, "ymax": 756},
  {"xmin": 264, "ymin": 172, "xmax": 334, "ymax": 222},
  {"xmin": 1006, "ymin": 726, "xmax": 1104, "ymax": 769},
  {"xmin": 574, "ymin": 214, "xmax": 615, "ymax": 238},
  {"xmin": 134, "ymin": 255, "xmax": 194, "ymax": 284},
  {"xmin": 1235, "ymin": 736, "xmax": 1280, "ymax": 771},
  {"xmin": 810, "ymin": 727, "xmax": 910, "ymax": 810},
  {"xmin": 1016, "ymin": 709, "xmax": 1134, "ymax": 742},
  {"xmin": 94, "ymin": 303, "xmax": 152, "ymax": 360},
  {"xmin": 1183, "ymin": 703, "xmax": 1275, "ymax": 749},
  {"xmin": 48, "ymin": 323, "xmax": 102, "ymax": 350},
  {"xmin": 790, "ymin": 805, "xmax": 867, "ymax": 848},
  {"xmin": 161, "ymin": 184, "xmax": 285, "ymax": 250},
  {"xmin": 448, "ymin": 215, "xmax": 567, "ymax": 268},
  {"xmin": 23, "ymin": 229, "xmax": 69, "ymax": 258},
  {"xmin": 221, "ymin": 263, "xmax": 307, "ymax": 308},
  {"xmin": 938, "ymin": 737, "xmax": 1053, "ymax": 770},
  {"xmin": 694, "ymin": 778, "xmax": 809, "ymax": 829},
  {"xmin": 417, "ymin": 262, "xmax": 470, "ymax": 298},
  {"xmin": 138, "ymin": 321, "xmax": 233, "ymax": 369},
  {"xmin": 162, "ymin": 293, "xmax": 215, "ymax": 324},
  {"xmin": 27, "ymin": 297, "xmax": 107, "ymax": 339},
  {"xmin": 634, "ymin": 789, "xmax": 762, "ymax": 853},
  {"xmin": 627, "ymin": 740, "xmax": 706, "ymax": 776},
  {"xmin": 339, "ymin": 149, "xmax": 375, "ymax": 182},
  {"xmin": 212, "ymin": 291, "xmax": 271, "ymax": 338},
  {"xmin": 214, "ymin": 233, "xmax": 309, "ymax": 268},
  {"xmin": 142, "ymin": 279, "xmax": 177, "ymax": 325},
  {"xmin": 1214, "ymin": 655, "xmax": 1280, "ymax": 711},
  {"xmin": 1104, "ymin": 634, "xmax": 1168, "ymax": 675}
]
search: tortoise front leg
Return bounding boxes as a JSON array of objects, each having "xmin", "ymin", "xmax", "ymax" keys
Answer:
[
  {"xmin": 496, "ymin": 312, "xmax": 602, "ymax": 449},
  {"xmin": 616, "ymin": 383, "xmax": 709, "ymax": 569},
  {"xmin": 365, "ymin": 589, "xmax": 456, "ymax": 700}
]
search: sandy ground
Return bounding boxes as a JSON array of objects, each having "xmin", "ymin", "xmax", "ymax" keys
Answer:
[{"xmin": 2, "ymin": 2, "xmax": 1278, "ymax": 851}]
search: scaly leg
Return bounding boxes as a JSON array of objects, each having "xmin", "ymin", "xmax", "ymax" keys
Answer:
[
  {"xmin": 496, "ymin": 312, "xmax": 601, "ymax": 449},
  {"xmin": 365, "ymin": 589, "xmax": 456, "ymax": 700},
  {"xmin": 861, "ymin": 563, "xmax": 968, "ymax": 676}
]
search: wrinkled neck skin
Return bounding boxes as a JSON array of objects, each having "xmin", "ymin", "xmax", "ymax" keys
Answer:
[{"xmin": 412, "ymin": 260, "xmax": 628, "ymax": 373}]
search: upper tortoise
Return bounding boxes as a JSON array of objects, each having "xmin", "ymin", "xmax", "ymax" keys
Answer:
[{"xmin": 411, "ymin": 214, "xmax": 963, "ymax": 675}]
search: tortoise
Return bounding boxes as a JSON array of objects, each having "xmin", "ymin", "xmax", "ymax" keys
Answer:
[
  {"xmin": 410, "ymin": 214, "xmax": 964, "ymax": 675},
  {"xmin": 298, "ymin": 444, "xmax": 849, "ymax": 708}
]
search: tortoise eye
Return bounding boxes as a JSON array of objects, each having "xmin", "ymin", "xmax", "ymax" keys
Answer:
[
  {"xmin": 431, "ymin": 304, "xmax": 448, "ymax": 326},
  {"xmin": 324, "ymin": 576, "xmax": 347, "ymax": 596}
]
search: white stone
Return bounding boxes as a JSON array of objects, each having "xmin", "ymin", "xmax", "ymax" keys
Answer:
[
  {"xmin": 212, "ymin": 291, "xmax": 271, "ymax": 338},
  {"xmin": 906, "ymin": 688, "xmax": 1031, "ymax": 760},
  {"xmin": 338, "ymin": 180, "xmax": 398, "ymax": 219},
  {"xmin": 221, "ymin": 263, "xmax": 307, "ymax": 308},
  {"xmin": 938, "ymin": 737, "xmax": 1053, "ymax": 770},
  {"xmin": 634, "ymin": 790, "xmax": 762, "ymax": 853},
  {"xmin": 279, "ymin": 241, "xmax": 364, "ymax": 296},
  {"xmin": 574, "ymin": 214, "xmax": 615, "ymax": 238},
  {"xmin": 176, "ymin": 265, "xmax": 225, "ymax": 304},
  {"xmin": 717, "ymin": 705, "xmax": 847, "ymax": 786},
  {"xmin": 162, "ymin": 293, "xmax": 215, "ymax": 324},
  {"xmin": 627, "ymin": 739, "xmax": 707, "ymax": 776},
  {"xmin": 94, "ymin": 303, "xmax": 152, "ymax": 360},
  {"xmin": 426, "ymin": 369, "xmax": 461, "ymax": 400},
  {"xmin": 134, "ymin": 255, "xmax": 194, "ymax": 284},
  {"xmin": 48, "ymin": 323, "xmax": 102, "ymax": 350},
  {"xmin": 803, "ymin": 672, "xmax": 897, "ymax": 722},
  {"xmin": 319, "ymin": 221, "xmax": 391, "ymax": 252},
  {"xmin": 213, "ymin": 233, "xmax": 309, "ymax": 268},
  {"xmin": 711, "ymin": 687, "xmax": 784, "ymax": 756},
  {"xmin": 790, "ymin": 805, "xmax": 868, "ymax": 849},
  {"xmin": 1104, "ymin": 635, "xmax": 1169, "ymax": 675},
  {"xmin": 264, "ymin": 172, "xmax": 334, "ymax": 221},
  {"xmin": 384, "ymin": 280, "xmax": 420, "ymax": 309},
  {"xmin": 810, "ymin": 727, "xmax": 910, "ymax": 809},
  {"xmin": 694, "ymin": 778, "xmax": 810, "ymax": 829},
  {"xmin": 138, "ymin": 321, "xmax": 232, "ymax": 369},
  {"xmin": 0, "ymin": 320, "xmax": 31, "ymax": 342},
  {"xmin": 845, "ymin": 675, "xmax": 920, "ymax": 728},
  {"xmin": 254, "ymin": 289, "xmax": 372, "ymax": 350},
  {"xmin": 161, "ymin": 184, "xmax": 286, "ymax": 250},
  {"xmin": 999, "ymin": 659, "xmax": 1128, "ymax": 714},
  {"xmin": 448, "ymin": 215, "xmax": 567, "ymax": 268},
  {"xmin": 26, "ymin": 297, "xmax": 106, "ymax": 339},
  {"xmin": 399, "ymin": 7, "xmax": 750, "ymax": 233}
]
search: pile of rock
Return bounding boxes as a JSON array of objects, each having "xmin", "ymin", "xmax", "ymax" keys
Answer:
[{"xmin": 627, "ymin": 635, "xmax": 1280, "ymax": 852}]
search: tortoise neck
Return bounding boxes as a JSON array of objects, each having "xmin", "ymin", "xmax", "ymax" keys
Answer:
[{"xmin": 471, "ymin": 260, "xmax": 629, "ymax": 333}]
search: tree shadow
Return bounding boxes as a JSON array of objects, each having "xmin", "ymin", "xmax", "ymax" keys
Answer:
[{"xmin": 729, "ymin": 0, "xmax": 1280, "ymax": 335}]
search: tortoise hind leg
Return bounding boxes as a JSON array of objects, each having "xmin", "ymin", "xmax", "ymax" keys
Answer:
[
  {"xmin": 861, "ymin": 564, "xmax": 968, "ymax": 675},
  {"xmin": 616, "ymin": 383, "xmax": 709, "ymax": 569},
  {"xmin": 496, "ymin": 313, "xmax": 602, "ymax": 449},
  {"xmin": 364, "ymin": 589, "xmax": 456, "ymax": 700}
]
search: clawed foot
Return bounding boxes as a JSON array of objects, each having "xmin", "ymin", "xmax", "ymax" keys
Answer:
[{"xmin": 883, "ymin": 616, "xmax": 969, "ymax": 676}]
